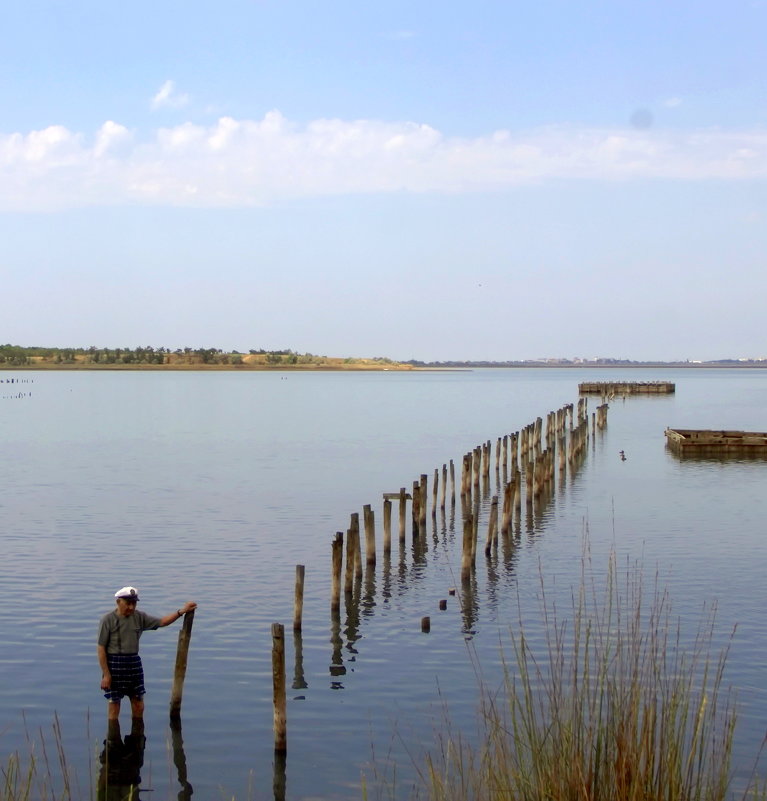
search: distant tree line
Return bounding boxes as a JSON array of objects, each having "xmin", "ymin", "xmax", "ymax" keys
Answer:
[{"xmin": 0, "ymin": 344, "xmax": 397, "ymax": 368}]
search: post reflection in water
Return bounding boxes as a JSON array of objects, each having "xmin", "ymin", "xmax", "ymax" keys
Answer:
[
  {"xmin": 460, "ymin": 568, "xmax": 479, "ymax": 635},
  {"xmin": 344, "ymin": 576, "xmax": 362, "ymax": 662},
  {"xmin": 170, "ymin": 718, "xmax": 194, "ymax": 801},
  {"xmin": 329, "ymin": 606, "xmax": 345, "ymax": 686},
  {"xmin": 292, "ymin": 629, "xmax": 308, "ymax": 692},
  {"xmin": 361, "ymin": 563, "xmax": 377, "ymax": 619},
  {"xmin": 382, "ymin": 551, "xmax": 392, "ymax": 604},
  {"xmin": 97, "ymin": 718, "xmax": 146, "ymax": 801}
]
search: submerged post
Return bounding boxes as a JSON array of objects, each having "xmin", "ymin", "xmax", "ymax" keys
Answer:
[
  {"xmin": 271, "ymin": 622, "xmax": 287, "ymax": 752},
  {"xmin": 169, "ymin": 609, "xmax": 195, "ymax": 719}
]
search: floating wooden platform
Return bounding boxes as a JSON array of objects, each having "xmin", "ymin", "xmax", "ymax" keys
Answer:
[
  {"xmin": 579, "ymin": 381, "xmax": 675, "ymax": 395},
  {"xmin": 665, "ymin": 428, "xmax": 767, "ymax": 454}
]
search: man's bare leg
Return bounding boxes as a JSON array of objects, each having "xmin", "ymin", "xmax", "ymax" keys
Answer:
[
  {"xmin": 108, "ymin": 700, "xmax": 121, "ymax": 721},
  {"xmin": 130, "ymin": 697, "xmax": 145, "ymax": 719}
]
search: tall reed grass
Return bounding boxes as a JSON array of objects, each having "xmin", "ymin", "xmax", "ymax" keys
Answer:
[
  {"xmin": 1, "ymin": 714, "xmax": 73, "ymax": 801},
  {"xmin": 417, "ymin": 549, "xmax": 765, "ymax": 801}
]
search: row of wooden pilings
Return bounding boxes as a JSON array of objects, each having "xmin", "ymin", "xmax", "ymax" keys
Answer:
[{"xmin": 270, "ymin": 397, "xmax": 609, "ymax": 753}]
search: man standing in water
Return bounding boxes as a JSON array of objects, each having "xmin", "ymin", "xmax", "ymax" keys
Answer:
[{"xmin": 97, "ymin": 586, "xmax": 197, "ymax": 720}]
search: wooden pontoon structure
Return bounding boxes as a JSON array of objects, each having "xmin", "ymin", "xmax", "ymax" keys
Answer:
[
  {"xmin": 579, "ymin": 381, "xmax": 675, "ymax": 395},
  {"xmin": 665, "ymin": 428, "xmax": 767, "ymax": 455}
]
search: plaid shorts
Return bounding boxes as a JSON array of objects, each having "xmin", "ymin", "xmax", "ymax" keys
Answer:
[{"xmin": 104, "ymin": 654, "xmax": 146, "ymax": 702}]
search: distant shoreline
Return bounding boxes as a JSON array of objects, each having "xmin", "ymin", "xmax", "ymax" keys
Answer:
[
  {"xmin": 0, "ymin": 362, "xmax": 416, "ymax": 372},
  {"xmin": 2, "ymin": 361, "xmax": 766, "ymax": 373}
]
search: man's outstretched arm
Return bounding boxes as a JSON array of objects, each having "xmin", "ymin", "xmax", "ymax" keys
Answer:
[{"xmin": 158, "ymin": 601, "xmax": 197, "ymax": 627}]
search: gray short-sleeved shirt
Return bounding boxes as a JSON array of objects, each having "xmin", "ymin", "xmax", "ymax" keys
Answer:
[{"xmin": 97, "ymin": 609, "xmax": 163, "ymax": 655}]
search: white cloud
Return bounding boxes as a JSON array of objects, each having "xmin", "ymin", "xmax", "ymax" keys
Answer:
[
  {"xmin": 664, "ymin": 97, "xmax": 683, "ymax": 108},
  {"xmin": 1, "ymin": 113, "xmax": 767, "ymax": 211},
  {"xmin": 151, "ymin": 80, "xmax": 190, "ymax": 110},
  {"xmin": 93, "ymin": 121, "xmax": 132, "ymax": 158}
]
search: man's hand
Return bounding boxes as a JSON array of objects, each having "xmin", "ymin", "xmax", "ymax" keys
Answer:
[{"xmin": 101, "ymin": 673, "xmax": 111, "ymax": 691}]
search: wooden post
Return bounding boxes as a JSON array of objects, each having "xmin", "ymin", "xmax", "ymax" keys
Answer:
[
  {"xmin": 441, "ymin": 463, "xmax": 447, "ymax": 509},
  {"xmin": 432, "ymin": 468, "xmax": 438, "ymax": 515},
  {"xmin": 412, "ymin": 481, "xmax": 421, "ymax": 536},
  {"xmin": 501, "ymin": 481, "xmax": 511, "ymax": 535},
  {"xmin": 398, "ymin": 488, "xmax": 407, "ymax": 542},
  {"xmin": 350, "ymin": 513, "xmax": 362, "ymax": 580},
  {"xmin": 271, "ymin": 623, "xmax": 287, "ymax": 752},
  {"xmin": 293, "ymin": 565, "xmax": 305, "ymax": 631},
  {"xmin": 363, "ymin": 504, "xmax": 376, "ymax": 565},
  {"xmin": 461, "ymin": 513, "xmax": 473, "ymax": 582},
  {"xmin": 421, "ymin": 616, "xmax": 431, "ymax": 632},
  {"xmin": 420, "ymin": 474, "xmax": 428, "ymax": 527},
  {"xmin": 449, "ymin": 459, "xmax": 455, "ymax": 502},
  {"xmin": 344, "ymin": 525, "xmax": 356, "ymax": 594},
  {"xmin": 485, "ymin": 495, "xmax": 498, "ymax": 556},
  {"xmin": 169, "ymin": 609, "xmax": 195, "ymax": 719},
  {"xmin": 331, "ymin": 532, "xmax": 343, "ymax": 610},
  {"xmin": 383, "ymin": 499, "xmax": 392, "ymax": 554}
]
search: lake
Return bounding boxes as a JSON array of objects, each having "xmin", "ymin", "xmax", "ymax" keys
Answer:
[{"xmin": 1, "ymin": 367, "xmax": 765, "ymax": 800}]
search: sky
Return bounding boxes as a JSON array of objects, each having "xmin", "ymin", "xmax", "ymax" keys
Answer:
[{"xmin": 1, "ymin": 0, "xmax": 766, "ymax": 362}]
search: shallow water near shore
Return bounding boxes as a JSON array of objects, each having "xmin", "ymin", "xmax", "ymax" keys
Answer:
[{"xmin": 1, "ymin": 367, "xmax": 766, "ymax": 800}]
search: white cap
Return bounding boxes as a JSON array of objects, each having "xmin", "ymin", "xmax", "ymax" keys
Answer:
[{"xmin": 114, "ymin": 586, "xmax": 140, "ymax": 601}]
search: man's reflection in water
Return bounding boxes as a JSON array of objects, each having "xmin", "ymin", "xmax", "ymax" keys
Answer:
[{"xmin": 98, "ymin": 718, "xmax": 146, "ymax": 801}]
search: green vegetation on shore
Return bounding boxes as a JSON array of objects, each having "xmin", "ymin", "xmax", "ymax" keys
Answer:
[{"xmin": 0, "ymin": 344, "xmax": 411, "ymax": 371}]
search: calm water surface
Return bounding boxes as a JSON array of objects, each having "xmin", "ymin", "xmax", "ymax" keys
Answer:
[{"xmin": 0, "ymin": 368, "xmax": 765, "ymax": 800}]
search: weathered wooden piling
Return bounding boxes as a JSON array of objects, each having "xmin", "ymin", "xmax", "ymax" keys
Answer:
[
  {"xmin": 350, "ymin": 513, "xmax": 362, "ymax": 580},
  {"xmin": 432, "ymin": 468, "xmax": 438, "ymax": 514},
  {"xmin": 363, "ymin": 504, "xmax": 376, "ymax": 565},
  {"xmin": 449, "ymin": 459, "xmax": 455, "ymax": 502},
  {"xmin": 331, "ymin": 532, "xmax": 343, "ymax": 610},
  {"xmin": 398, "ymin": 488, "xmax": 407, "ymax": 542},
  {"xmin": 412, "ymin": 481, "xmax": 421, "ymax": 535},
  {"xmin": 293, "ymin": 565, "xmax": 305, "ymax": 631},
  {"xmin": 382, "ymin": 499, "xmax": 392, "ymax": 554},
  {"xmin": 271, "ymin": 622, "xmax": 287, "ymax": 752},
  {"xmin": 419, "ymin": 474, "xmax": 428, "ymax": 528},
  {"xmin": 501, "ymin": 481, "xmax": 511, "ymax": 536},
  {"xmin": 484, "ymin": 495, "xmax": 498, "ymax": 556},
  {"xmin": 439, "ymin": 599, "xmax": 447, "ymax": 610},
  {"xmin": 441, "ymin": 463, "xmax": 447, "ymax": 509},
  {"xmin": 344, "ymin": 525, "xmax": 356, "ymax": 594},
  {"xmin": 421, "ymin": 616, "xmax": 431, "ymax": 632},
  {"xmin": 461, "ymin": 513, "xmax": 473, "ymax": 581},
  {"xmin": 461, "ymin": 453, "xmax": 471, "ymax": 497},
  {"xmin": 169, "ymin": 608, "xmax": 195, "ymax": 719}
]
